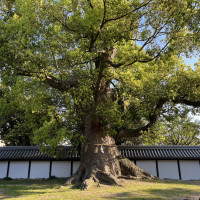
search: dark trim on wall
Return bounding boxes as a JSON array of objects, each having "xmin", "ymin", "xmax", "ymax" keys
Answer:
[
  {"xmin": 0, "ymin": 158, "xmax": 80, "ymax": 162},
  {"xmin": 6, "ymin": 160, "xmax": 10, "ymax": 178},
  {"xmin": 70, "ymin": 161, "xmax": 73, "ymax": 176},
  {"xmin": 199, "ymin": 160, "xmax": 200, "ymax": 175},
  {"xmin": 49, "ymin": 160, "xmax": 52, "ymax": 178},
  {"xmin": 0, "ymin": 158, "xmax": 200, "ymax": 161},
  {"xmin": 28, "ymin": 160, "xmax": 31, "ymax": 179},
  {"xmin": 156, "ymin": 160, "xmax": 159, "ymax": 178},
  {"xmin": 177, "ymin": 160, "xmax": 182, "ymax": 180}
]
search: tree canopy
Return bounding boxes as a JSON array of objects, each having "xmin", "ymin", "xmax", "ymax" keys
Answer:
[{"xmin": 0, "ymin": 0, "xmax": 200, "ymax": 188}]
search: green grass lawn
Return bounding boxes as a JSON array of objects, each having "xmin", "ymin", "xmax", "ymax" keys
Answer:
[{"xmin": 0, "ymin": 178, "xmax": 200, "ymax": 200}]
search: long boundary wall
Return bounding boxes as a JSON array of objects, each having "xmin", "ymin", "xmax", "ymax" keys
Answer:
[{"xmin": 0, "ymin": 159, "xmax": 200, "ymax": 180}]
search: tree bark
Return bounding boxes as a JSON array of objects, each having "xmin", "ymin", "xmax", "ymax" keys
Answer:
[
  {"xmin": 66, "ymin": 52, "xmax": 156, "ymax": 190},
  {"xmin": 66, "ymin": 118, "xmax": 155, "ymax": 190}
]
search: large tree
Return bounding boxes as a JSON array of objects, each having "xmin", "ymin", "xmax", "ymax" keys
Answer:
[{"xmin": 0, "ymin": 0, "xmax": 200, "ymax": 189}]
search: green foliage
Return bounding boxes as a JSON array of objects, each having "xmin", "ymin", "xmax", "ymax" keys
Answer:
[
  {"xmin": 0, "ymin": 0, "xmax": 200, "ymax": 148},
  {"xmin": 0, "ymin": 79, "xmax": 52, "ymax": 145},
  {"xmin": 0, "ymin": 82, "xmax": 31, "ymax": 145}
]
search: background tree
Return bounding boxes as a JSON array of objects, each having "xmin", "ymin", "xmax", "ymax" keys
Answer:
[
  {"xmin": 0, "ymin": 0, "xmax": 200, "ymax": 189},
  {"xmin": 0, "ymin": 81, "xmax": 32, "ymax": 146},
  {"xmin": 0, "ymin": 78, "xmax": 66, "ymax": 146}
]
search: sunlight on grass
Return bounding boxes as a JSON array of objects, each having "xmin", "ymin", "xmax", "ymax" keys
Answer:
[{"xmin": 0, "ymin": 179, "xmax": 200, "ymax": 199}]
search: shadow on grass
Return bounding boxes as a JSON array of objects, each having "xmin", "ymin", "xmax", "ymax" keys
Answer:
[
  {"xmin": 0, "ymin": 178, "xmax": 67, "ymax": 199},
  {"xmin": 146, "ymin": 187, "xmax": 200, "ymax": 199},
  {"xmin": 103, "ymin": 185, "xmax": 200, "ymax": 200},
  {"xmin": 142, "ymin": 179, "xmax": 200, "ymax": 187},
  {"xmin": 162, "ymin": 179, "xmax": 200, "ymax": 187},
  {"xmin": 0, "ymin": 179, "xmax": 200, "ymax": 200},
  {"xmin": 104, "ymin": 180, "xmax": 200, "ymax": 200}
]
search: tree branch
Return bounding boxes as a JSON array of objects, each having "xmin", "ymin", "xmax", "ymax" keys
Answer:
[
  {"xmin": 104, "ymin": 0, "xmax": 152, "ymax": 24},
  {"xmin": 87, "ymin": 0, "xmax": 93, "ymax": 9},
  {"xmin": 118, "ymin": 95, "xmax": 200, "ymax": 138},
  {"xmin": 138, "ymin": 9, "xmax": 176, "ymax": 53},
  {"xmin": 44, "ymin": 74, "xmax": 78, "ymax": 92},
  {"xmin": 16, "ymin": 70, "xmax": 78, "ymax": 92},
  {"xmin": 118, "ymin": 98, "xmax": 168, "ymax": 138},
  {"xmin": 88, "ymin": 0, "xmax": 106, "ymax": 52},
  {"xmin": 88, "ymin": 0, "xmax": 152, "ymax": 52},
  {"xmin": 173, "ymin": 98, "xmax": 200, "ymax": 107},
  {"xmin": 43, "ymin": 5, "xmax": 77, "ymax": 33},
  {"xmin": 105, "ymin": 39, "xmax": 171, "ymax": 68}
]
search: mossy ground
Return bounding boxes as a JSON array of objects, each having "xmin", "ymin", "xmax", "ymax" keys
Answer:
[{"xmin": 0, "ymin": 178, "xmax": 200, "ymax": 199}]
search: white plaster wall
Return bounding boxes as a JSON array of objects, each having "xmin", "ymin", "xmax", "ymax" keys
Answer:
[
  {"xmin": 180, "ymin": 160, "xmax": 200, "ymax": 180},
  {"xmin": 9, "ymin": 161, "xmax": 29, "ymax": 179},
  {"xmin": 0, "ymin": 161, "xmax": 8, "ymax": 178},
  {"xmin": 136, "ymin": 160, "xmax": 157, "ymax": 177},
  {"xmin": 51, "ymin": 161, "xmax": 71, "ymax": 178},
  {"xmin": 73, "ymin": 161, "xmax": 80, "ymax": 174},
  {"xmin": 30, "ymin": 161, "xmax": 50, "ymax": 179},
  {"xmin": 158, "ymin": 160, "xmax": 179, "ymax": 179}
]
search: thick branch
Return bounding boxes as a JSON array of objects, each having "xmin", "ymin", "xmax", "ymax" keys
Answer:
[
  {"xmin": 16, "ymin": 70, "xmax": 78, "ymax": 92},
  {"xmin": 118, "ymin": 98, "xmax": 168, "ymax": 137},
  {"xmin": 173, "ymin": 98, "xmax": 200, "ymax": 107},
  {"xmin": 105, "ymin": 39, "xmax": 171, "ymax": 68},
  {"xmin": 88, "ymin": 0, "xmax": 106, "ymax": 52},
  {"xmin": 118, "ymin": 95, "xmax": 200, "ymax": 138},
  {"xmin": 44, "ymin": 74, "xmax": 78, "ymax": 92}
]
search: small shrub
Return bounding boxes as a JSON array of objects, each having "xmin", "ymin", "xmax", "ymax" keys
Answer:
[
  {"xmin": 2, "ymin": 177, "xmax": 12, "ymax": 180},
  {"xmin": 48, "ymin": 176, "xmax": 57, "ymax": 180}
]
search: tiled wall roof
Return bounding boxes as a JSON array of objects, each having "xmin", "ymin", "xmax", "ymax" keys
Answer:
[
  {"xmin": 118, "ymin": 146, "xmax": 200, "ymax": 160},
  {"xmin": 0, "ymin": 145, "xmax": 199, "ymax": 160}
]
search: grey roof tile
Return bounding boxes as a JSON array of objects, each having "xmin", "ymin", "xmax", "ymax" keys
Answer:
[
  {"xmin": 0, "ymin": 145, "xmax": 200, "ymax": 160},
  {"xmin": 118, "ymin": 146, "xmax": 200, "ymax": 160}
]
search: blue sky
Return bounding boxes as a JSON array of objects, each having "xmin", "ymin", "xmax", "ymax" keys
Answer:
[
  {"xmin": 184, "ymin": 55, "xmax": 199, "ymax": 68},
  {"xmin": 184, "ymin": 55, "xmax": 200, "ymax": 121}
]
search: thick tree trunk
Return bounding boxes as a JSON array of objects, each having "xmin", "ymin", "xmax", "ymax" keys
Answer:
[
  {"xmin": 66, "ymin": 124, "xmax": 155, "ymax": 189},
  {"xmin": 66, "ymin": 52, "xmax": 155, "ymax": 189}
]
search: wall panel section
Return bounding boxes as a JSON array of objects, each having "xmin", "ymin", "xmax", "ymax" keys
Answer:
[
  {"xmin": 9, "ymin": 161, "xmax": 29, "ymax": 179},
  {"xmin": 51, "ymin": 161, "xmax": 71, "ymax": 178},
  {"xmin": 30, "ymin": 161, "xmax": 50, "ymax": 179},
  {"xmin": 136, "ymin": 160, "xmax": 157, "ymax": 177},
  {"xmin": 158, "ymin": 160, "xmax": 179, "ymax": 179},
  {"xmin": 0, "ymin": 161, "xmax": 8, "ymax": 178},
  {"xmin": 180, "ymin": 160, "xmax": 200, "ymax": 180},
  {"xmin": 73, "ymin": 161, "xmax": 80, "ymax": 174}
]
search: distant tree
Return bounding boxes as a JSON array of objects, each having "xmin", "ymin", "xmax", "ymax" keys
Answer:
[
  {"xmin": 0, "ymin": 80, "xmax": 47, "ymax": 146},
  {"xmin": 0, "ymin": 79, "xmax": 73, "ymax": 146},
  {"xmin": 0, "ymin": 82, "xmax": 32, "ymax": 146},
  {"xmin": 0, "ymin": 0, "xmax": 200, "ymax": 189}
]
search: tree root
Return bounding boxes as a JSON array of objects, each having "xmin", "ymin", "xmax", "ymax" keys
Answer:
[
  {"xmin": 82, "ymin": 178, "xmax": 93, "ymax": 190},
  {"xmin": 66, "ymin": 167, "xmax": 123, "ymax": 190},
  {"xmin": 118, "ymin": 175, "xmax": 142, "ymax": 180},
  {"xmin": 118, "ymin": 155, "xmax": 156, "ymax": 180},
  {"xmin": 66, "ymin": 166, "xmax": 84, "ymax": 185},
  {"xmin": 65, "ymin": 156, "xmax": 157, "ymax": 190},
  {"xmin": 96, "ymin": 171, "xmax": 122, "ymax": 186},
  {"xmin": 80, "ymin": 170, "xmax": 123, "ymax": 190}
]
